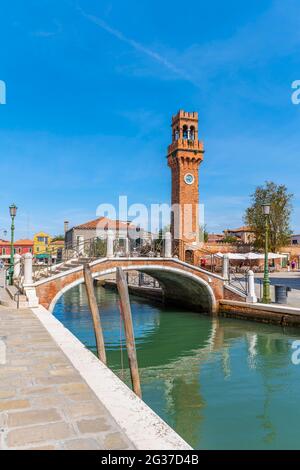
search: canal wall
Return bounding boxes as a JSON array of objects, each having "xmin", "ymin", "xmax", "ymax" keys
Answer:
[
  {"xmin": 219, "ymin": 300, "xmax": 300, "ymax": 327},
  {"xmin": 32, "ymin": 305, "xmax": 192, "ymax": 450}
]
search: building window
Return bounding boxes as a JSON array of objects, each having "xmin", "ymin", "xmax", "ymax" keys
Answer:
[
  {"xmin": 2, "ymin": 248, "xmax": 6, "ymax": 255},
  {"xmin": 36, "ymin": 247, "xmax": 40, "ymax": 252},
  {"xmin": 18, "ymin": 248, "xmax": 22, "ymax": 254}
]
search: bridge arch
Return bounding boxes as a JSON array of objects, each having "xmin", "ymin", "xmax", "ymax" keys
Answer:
[{"xmin": 47, "ymin": 263, "xmax": 217, "ymax": 314}]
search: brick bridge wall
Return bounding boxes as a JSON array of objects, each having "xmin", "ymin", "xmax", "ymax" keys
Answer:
[{"xmin": 34, "ymin": 258, "xmax": 245, "ymax": 313}]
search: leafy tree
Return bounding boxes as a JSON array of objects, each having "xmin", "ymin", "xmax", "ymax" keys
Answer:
[
  {"xmin": 199, "ymin": 224, "xmax": 209, "ymax": 243},
  {"xmin": 223, "ymin": 235, "xmax": 238, "ymax": 244},
  {"xmin": 244, "ymin": 181, "xmax": 293, "ymax": 252},
  {"xmin": 154, "ymin": 225, "xmax": 171, "ymax": 251},
  {"xmin": 51, "ymin": 234, "xmax": 65, "ymax": 241}
]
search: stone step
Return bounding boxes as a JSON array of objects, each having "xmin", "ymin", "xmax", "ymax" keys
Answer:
[{"xmin": 0, "ymin": 287, "xmax": 29, "ymax": 309}]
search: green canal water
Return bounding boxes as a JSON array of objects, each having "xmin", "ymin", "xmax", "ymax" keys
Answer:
[{"xmin": 53, "ymin": 284, "xmax": 300, "ymax": 450}]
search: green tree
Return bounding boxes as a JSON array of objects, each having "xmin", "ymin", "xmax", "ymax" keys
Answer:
[
  {"xmin": 244, "ymin": 181, "xmax": 293, "ymax": 252},
  {"xmin": 199, "ymin": 224, "xmax": 209, "ymax": 243},
  {"xmin": 51, "ymin": 234, "xmax": 65, "ymax": 241},
  {"xmin": 223, "ymin": 235, "xmax": 238, "ymax": 244}
]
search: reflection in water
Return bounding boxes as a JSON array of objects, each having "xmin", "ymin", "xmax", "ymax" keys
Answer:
[{"xmin": 54, "ymin": 285, "xmax": 300, "ymax": 450}]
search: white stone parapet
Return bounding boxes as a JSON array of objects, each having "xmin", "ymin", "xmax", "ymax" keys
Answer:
[
  {"xmin": 222, "ymin": 254, "xmax": 229, "ymax": 281},
  {"xmin": 22, "ymin": 252, "xmax": 39, "ymax": 307},
  {"xmin": 106, "ymin": 230, "xmax": 115, "ymax": 258},
  {"xmin": 247, "ymin": 270, "xmax": 257, "ymax": 303},
  {"xmin": 163, "ymin": 232, "xmax": 172, "ymax": 258},
  {"xmin": 23, "ymin": 252, "xmax": 33, "ymax": 285},
  {"xmin": 13, "ymin": 253, "xmax": 21, "ymax": 279}
]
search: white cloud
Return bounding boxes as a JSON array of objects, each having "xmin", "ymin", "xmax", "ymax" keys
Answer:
[{"xmin": 77, "ymin": 6, "xmax": 198, "ymax": 86}]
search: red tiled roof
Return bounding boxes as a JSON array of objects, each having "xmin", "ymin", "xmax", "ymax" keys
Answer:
[
  {"xmin": 0, "ymin": 239, "xmax": 33, "ymax": 246},
  {"xmin": 226, "ymin": 226, "xmax": 254, "ymax": 233},
  {"xmin": 74, "ymin": 217, "xmax": 135, "ymax": 231},
  {"xmin": 14, "ymin": 239, "xmax": 34, "ymax": 245},
  {"xmin": 207, "ymin": 234, "xmax": 224, "ymax": 242}
]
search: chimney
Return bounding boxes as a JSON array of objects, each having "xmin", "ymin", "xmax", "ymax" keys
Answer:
[{"xmin": 64, "ymin": 221, "xmax": 69, "ymax": 234}]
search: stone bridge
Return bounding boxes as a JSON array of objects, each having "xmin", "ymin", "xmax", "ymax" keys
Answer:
[{"xmin": 31, "ymin": 257, "xmax": 245, "ymax": 313}]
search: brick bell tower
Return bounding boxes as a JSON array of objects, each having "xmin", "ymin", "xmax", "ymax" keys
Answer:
[{"xmin": 167, "ymin": 110, "xmax": 204, "ymax": 261}]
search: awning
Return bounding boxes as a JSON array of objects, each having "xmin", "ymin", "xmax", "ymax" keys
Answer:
[
  {"xmin": 35, "ymin": 254, "xmax": 50, "ymax": 259},
  {"xmin": 215, "ymin": 252, "xmax": 287, "ymax": 260},
  {"xmin": 215, "ymin": 252, "xmax": 246, "ymax": 260}
]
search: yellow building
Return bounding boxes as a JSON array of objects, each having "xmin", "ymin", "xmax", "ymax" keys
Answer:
[
  {"xmin": 33, "ymin": 232, "xmax": 52, "ymax": 257},
  {"xmin": 49, "ymin": 239, "xmax": 65, "ymax": 261}
]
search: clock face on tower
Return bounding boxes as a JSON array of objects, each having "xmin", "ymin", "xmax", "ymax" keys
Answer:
[{"xmin": 184, "ymin": 173, "xmax": 195, "ymax": 185}]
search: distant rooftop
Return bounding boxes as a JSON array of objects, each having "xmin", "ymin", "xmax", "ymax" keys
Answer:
[
  {"xmin": 226, "ymin": 226, "xmax": 254, "ymax": 233},
  {"xmin": 72, "ymin": 216, "xmax": 136, "ymax": 231}
]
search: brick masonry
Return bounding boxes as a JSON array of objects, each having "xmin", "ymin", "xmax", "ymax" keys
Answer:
[
  {"xmin": 34, "ymin": 258, "xmax": 245, "ymax": 312},
  {"xmin": 219, "ymin": 300, "xmax": 300, "ymax": 327},
  {"xmin": 167, "ymin": 110, "xmax": 204, "ymax": 260}
]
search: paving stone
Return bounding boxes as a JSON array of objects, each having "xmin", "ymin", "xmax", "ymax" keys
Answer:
[
  {"xmin": 0, "ymin": 306, "xmax": 135, "ymax": 450},
  {"xmin": 7, "ymin": 408, "xmax": 61, "ymax": 427},
  {"xmin": 23, "ymin": 444, "xmax": 56, "ymax": 450},
  {"xmin": 103, "ymin": 432, "xmax": 131, "ymax": 450},
  {"xmin": 59, "ymin": 383, "xmax": 90, "ymax": 395},
  {"xmin": 0, "ymin": 400, "xmax": 30, "ymax": 412},
  {"xmin": 32, "ymin": 395, "xmax": 68, "ymax": 408},
  {"xmin": 49, "ymin": 368, "xmax": 78, "ymax": 377},
  {"xmin": 0, "ymin": 390, "xmax": 14, "ymax": 399},
  {"xmin": 65, "ymin": 401, "xmax": 107, "ymax": 419},
  {"xmin": 63, "ymin": 438, "xmax": 101, "ymax": 450},
  {"xmin": 36, "ymin": 376, "xmax": 81, "ymax": 386},
  {"xmin": 77, "ymin": 417, "xmax": 110, "ymax": 434},
  {"xmin": 19, "ymin": 386, "xmax": 55, "ymax": 396},
  {"xmin": 7, "ymin": 422, "xmax": 74, "ymax": 447}
]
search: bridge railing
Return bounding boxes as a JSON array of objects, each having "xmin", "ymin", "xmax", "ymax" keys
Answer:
[
  {"xmin": 228, "ymin": 269, "xmax": 249, "ymax": 295},
  {"xmin": 30, "ymin": 233, "xmax": 172, "ymax": 282},
  {"xmin": 64, "ymin": 236, "xmax": 107, "ymax": 261}
]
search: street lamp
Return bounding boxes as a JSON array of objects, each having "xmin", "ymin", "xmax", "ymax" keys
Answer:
[
  {"xmin": 8, "ymin": 203, "xmax": 17, "ymax": 285},
  {"xmin": 262, "ymin": 202, "xmax": 271, "ymax": 304}
]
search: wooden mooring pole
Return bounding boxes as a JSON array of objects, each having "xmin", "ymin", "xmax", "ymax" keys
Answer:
[
  {"xmin": 116, "ymin": 267, "xmax": 142, "ymax": 399},
  {"xmin": 83, "ymin": 265, "xmax": 107, "ymax": 365}
]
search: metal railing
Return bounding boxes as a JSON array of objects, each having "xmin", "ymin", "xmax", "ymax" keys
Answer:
[
  {"xmin": 126, "ymin": 272, "xmax": 160, "ymax": 289},
  {"xmin": 228, "ymin": 268, "xmax": 249, "ymax": 295},
  {"xmin": 32, "ymin": 237, "xmax": 108, "ymax": 282},
  {"xmin": 113, "ymin": 238, "xmax": 164, "ymax": 258},
  {"xmin": 31, "ymin": 236, "xmax": 166, "ymax": 282}
]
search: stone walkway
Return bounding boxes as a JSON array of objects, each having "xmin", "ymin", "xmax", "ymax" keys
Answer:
[
  {"xmin": 255, "ymin": 272, "xmax": 300, "ymax": 307},
  {"xmin": 0, "ymin": 306, "xmax": 134, "ymax": 450}
]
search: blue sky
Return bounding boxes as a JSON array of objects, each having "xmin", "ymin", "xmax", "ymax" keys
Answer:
[{"xmin": 0, "ymin": 0, "xmax": 300, "ymax": 238}]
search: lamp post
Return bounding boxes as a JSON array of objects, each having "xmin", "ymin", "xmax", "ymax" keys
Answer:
[
  {"xmin": 8, "ymin": 204, "xmax": 17, "ymax": 285},
  {"xmin": 262, "ymin": 202, "xmax": 271, "ymax": 304}
]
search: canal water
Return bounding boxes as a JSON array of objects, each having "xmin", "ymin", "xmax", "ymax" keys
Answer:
[{"xmin": 53, "ymin": 284, "xmax": 300, "ymax": 450}]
